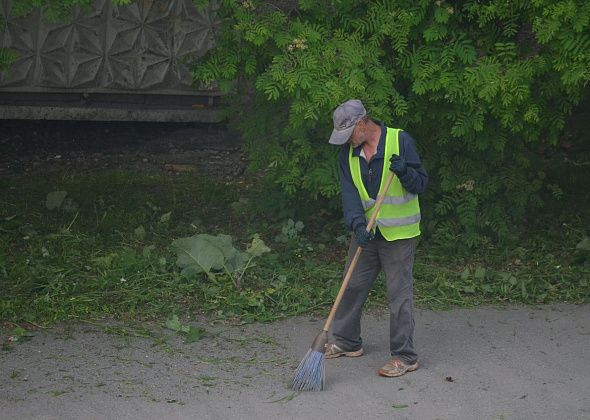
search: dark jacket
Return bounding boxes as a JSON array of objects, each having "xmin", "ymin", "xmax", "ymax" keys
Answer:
[{"xmin": 338, "ymin": 122, "xmax": 428, "ymax": 232}]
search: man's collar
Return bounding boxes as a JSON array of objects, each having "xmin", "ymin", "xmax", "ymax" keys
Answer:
[{"xmin": 352, "ymin": 121, "xmax": 386, "ymax": 158}]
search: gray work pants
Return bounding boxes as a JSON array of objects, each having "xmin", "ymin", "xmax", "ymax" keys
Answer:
[{"xmin": 331, "ymin": 235, "xmax": 418, "ymax": 364}]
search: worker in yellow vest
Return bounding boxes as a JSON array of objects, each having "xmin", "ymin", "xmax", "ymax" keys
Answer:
[{"xmin": 325, "ymin": 99, "xmax": 428, "ymax": 378}]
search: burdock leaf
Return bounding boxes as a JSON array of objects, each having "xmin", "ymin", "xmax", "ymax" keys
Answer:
[
  {"xmin": 134, "ymin": 226, "xmax": 146, "ymax": 239},
  {"xmin": 159, "ymin": 212, "xmax": 171, "ymax": 223},
  {"xmin": 474, "ymin": 266, "xmax": 486, "ymax": 280},
  {"xmin": 207, "ymin": 234, "xmax": 236, "ymax": 259},
  {"xmin": 225, "ymin": 250, "xmax": 249, "ymax": 273},
  {"xmin": 247, "ymin": 234, "xmax": 271, "ymax": 257},
  {"xmin": 172, "ymin": 235, "xmax": 226, "ymax": 275},
  {"xmin": 576, "ymin": 237, "xmax": 590, "ymax": 251},
  {"xmin": 46, "ymin": 191, "xmax": 67, "ymax": 210},
  {"xmin": 185, "ymin": 326, "xmax": 205, "ymax": 343},
  {"xmin": 165, "ymin": 315, "xmax": 182, "ymax": 332}
]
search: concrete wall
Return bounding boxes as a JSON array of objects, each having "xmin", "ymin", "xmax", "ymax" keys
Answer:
[{"xmin": 0, "ymin": 0, "xmax": 223, "ymax": 122}]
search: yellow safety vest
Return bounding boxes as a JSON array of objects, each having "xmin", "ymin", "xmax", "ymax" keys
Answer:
[{"xmin": 348, "ymin": 128, "xmax": 421, "ymax": 241}]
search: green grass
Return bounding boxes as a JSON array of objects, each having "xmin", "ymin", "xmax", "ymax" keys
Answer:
[{"xmin": 0, "ymin": 169, "xmax": 588, "ymax": 324}]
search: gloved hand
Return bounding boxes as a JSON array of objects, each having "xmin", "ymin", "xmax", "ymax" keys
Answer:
[
  {"xmin": 389, "ymin": 154, "xmax": 407, "ymax": 177},
  {"xmin": 354, "ymin": 224, "xmax": 375, "ymax": 247}
]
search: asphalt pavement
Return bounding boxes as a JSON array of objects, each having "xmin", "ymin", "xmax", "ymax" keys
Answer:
[{"xmin": 1, "ymin": 304, "xmax": 589, "ymax": 420}]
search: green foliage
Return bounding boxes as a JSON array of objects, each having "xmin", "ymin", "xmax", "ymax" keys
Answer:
[
  {"xmin": 172, "ymin": 233, "xmax": 270, "ymax": 289},
  {"xmin": 2, "ymin": 326, "xmax": 34, "ymax": 351},
  {"xmin": 0, "ymin": 169, "xmax": 588, "ymax": 324},
  {"xmin": 575, "ymin": 237, "xmax": 590, "ymax": 265},
  {"xmin": 164, "ymin": 315, "xmax": 206, "ymax": 343},
  {"xmin": 45, "ymin": 191, "xmax": 68, "ymax": 210},
  {"xmin": 274, "ymin": 219, "xmax": 304, "ymax": 243},
  {"xmin": 196, "ymin": 0, "xmax": 590, "ymax": 247}
]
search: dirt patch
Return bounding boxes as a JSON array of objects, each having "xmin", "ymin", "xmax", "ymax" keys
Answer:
[{"xmin": 0, "ymin": 120, "xmax": 248, "ymax": 181}]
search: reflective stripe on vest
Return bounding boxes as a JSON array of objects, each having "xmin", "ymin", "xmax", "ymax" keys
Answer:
[
  {"xmin": 348, "ymin": 127, "xmax": 421, "ymax": 241},
  {"xmin": 377, "ymin": 213, "xmax": 421, "ymax": 228},
  {"xmin": 361, "ymin": 193, "xmax": 418, "ymax": 210}
]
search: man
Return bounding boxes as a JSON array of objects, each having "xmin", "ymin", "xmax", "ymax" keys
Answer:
[{"xmin": 326, "ymin": 99, "xmax": 428, "ymax": 377}]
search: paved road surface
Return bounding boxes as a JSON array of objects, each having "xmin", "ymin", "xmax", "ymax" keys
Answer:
[{"xmin": 1, "ymin": 304, "xmax": 589, "ymax": 420}]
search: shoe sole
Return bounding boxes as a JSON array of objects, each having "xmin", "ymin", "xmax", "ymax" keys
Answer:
[
  {"xmin": 377, "ymin": 362, "xmax": 419, "ymax": 377},
  {"xmin": 324, "ymin": 348, "xmax": 364, "ymax": 359}
]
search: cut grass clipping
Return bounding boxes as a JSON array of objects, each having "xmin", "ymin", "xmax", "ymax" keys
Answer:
[{"xmin": 1, "ymin": 170, "xmax": 589, "ymax": 324}]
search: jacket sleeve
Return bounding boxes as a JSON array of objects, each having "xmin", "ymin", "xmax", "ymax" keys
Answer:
[
  {"xmin": 338, "ymin": 146, "xmax": 367, "ymax": 232},
  {"xmin": 396, "ymin": 131, "xmax": 428, "ymax": 195}
]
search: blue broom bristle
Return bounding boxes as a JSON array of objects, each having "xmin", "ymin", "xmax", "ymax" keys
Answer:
[{"xmin": 291, "ymin": 348, "xmax": 325, "ymax": 392}]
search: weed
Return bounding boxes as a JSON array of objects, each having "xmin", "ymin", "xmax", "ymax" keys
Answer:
[
  {"xmin": 0, "ymin": 169, "xmax": 588, "ymax": 326},
  {"xmin": 164, "ymin": 315, "xmax": 206, "ymax": 343},
  {"xmin": 2, "ymin": 326, "xmax": 34, "ymax": 351},
  {"xmin": 274, "ymin": 219, "xmax": 304, "ymax": 243},
  {"xmin": 172, "ymin": 232, "xmax": 270, "ymax": 289}
]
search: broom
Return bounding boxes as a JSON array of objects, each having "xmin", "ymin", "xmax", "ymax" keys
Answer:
[{"xmin": 291, "ymin": 171, "xmax": 396, "ymax": 391}]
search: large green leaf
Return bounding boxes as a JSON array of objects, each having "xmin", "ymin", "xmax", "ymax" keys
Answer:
[
  {"xmin": 576, "ymin": 237, "xmax": 590, "ymax": 252},
  {"xmin": 225, "ymin": 249, "xmax": 250, "ymax": 273},
  {"xmin": 172, "ymin": 234, "xmax": 226, "ymax": 276},
  {"xmin": 172, "ymin": 234, "xmax": 248, "ymax": 278},
  {"xmin": 46, "ymin": 191, "xmax": 67, "ymax": 210},
  {"xmin": 173, "ymin": 233, "xmax": 271, "ymax": 283},
  {"xmin": 165, "ymin": 315, "xmax": 189, "ymax": 333},
  {"xmin": 247, "ymin": 234, "xmax": 271, "ymax": 257},
  {"xmin": 206, "ymin": 234, "xmax": 237, "ymax": 258}
]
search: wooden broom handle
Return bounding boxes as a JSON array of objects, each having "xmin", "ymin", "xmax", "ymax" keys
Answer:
[{"xmin": 323, "ymin": 171, "xmax": 396, "ymax": 332}]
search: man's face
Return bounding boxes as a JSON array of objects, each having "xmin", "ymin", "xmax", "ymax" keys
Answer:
[{"xmin": 348, "ymin": 120, "xmax": 366, "ymax": 148}]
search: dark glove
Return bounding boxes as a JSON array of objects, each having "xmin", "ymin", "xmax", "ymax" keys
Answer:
[
  {"xmin": 354, "ymin": 224, "xmax": 375, "ymax": 247},
  {"xmin": 389, "ymin": 154, "xmax": 407, "ymax": 177}
]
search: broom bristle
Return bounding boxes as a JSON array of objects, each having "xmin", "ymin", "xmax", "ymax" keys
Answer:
[{"xmin": 291, "ymin": 348, "xmax": 325, "ymax": 391}]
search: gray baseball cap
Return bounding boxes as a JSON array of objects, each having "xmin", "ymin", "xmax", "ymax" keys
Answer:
[{"xmin": 328, "ymin": 99, "xmax": 367, "ymax": 145}]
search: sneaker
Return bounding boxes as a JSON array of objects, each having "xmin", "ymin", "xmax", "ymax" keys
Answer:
[
  {"xmin": 324, "ymin": 343, "xmax": 364, "ymax": 359},
  {"xmin": 377, "ymin": 358, "xmax": 419, "ymax": 377}
]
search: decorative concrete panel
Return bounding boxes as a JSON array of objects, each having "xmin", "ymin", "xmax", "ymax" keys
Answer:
[{"xmin": 0, "ymin": 0, "xmax": 219, "ymax": 92}]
